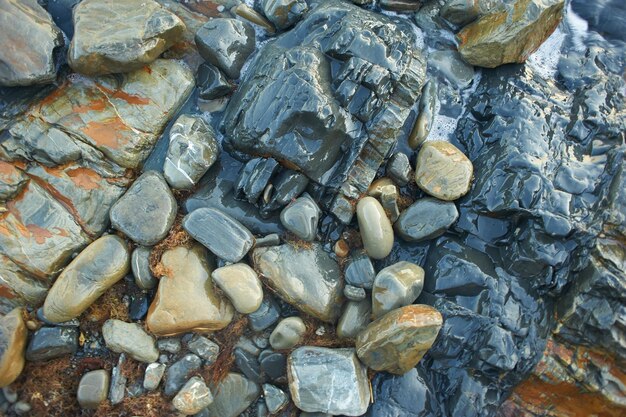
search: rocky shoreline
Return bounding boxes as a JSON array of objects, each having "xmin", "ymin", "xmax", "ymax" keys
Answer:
[{"xmin": 0, "ymin": 0, "xmax": 624, "ymax": 416}]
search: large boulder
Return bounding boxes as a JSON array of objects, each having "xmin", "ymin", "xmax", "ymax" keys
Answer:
[
  {"xmin": 223, "ymin": 0, "xmax": 426, "ymax": 223},
  {"xmin": 68, "ymin": 0, "xmax": 186, "ymax": 75},
  {"xmin": 0, "ymin": 0, "xmax": 63, "ymax": 86}
]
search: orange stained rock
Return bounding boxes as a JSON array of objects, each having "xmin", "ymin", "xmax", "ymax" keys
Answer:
[
  {"xmin": 66, "ymin": 167, "xmax": 102, "ymax": 190},
  {"xmin": 81, "ymin": 117, "xmax": 132, "ymax": 150},
  {"xmin": 97, "ymin": 84, "xmax": 151, "ymax": 105}
]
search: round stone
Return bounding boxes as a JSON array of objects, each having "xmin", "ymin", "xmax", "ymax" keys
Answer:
[
  {"xmin": 414, "ymin": 141, "xmax": 473, "ymax": 201},
  {"xmin": 211, "ymin": 263, "xmax": 263, "ymax": 314},
  {"xmin": 394, "ymin": 197, "xmax": 459, "ymax": 242},
  {"xmin": 371, "ymin": 261, "xmax": 425, "ymax": 319},
  {"xmin": 356, "ymin": 197, "xmax": 394, "ymax": 260},
  {"xmin": 269, "ymin": 317, "xmax": 306, "ymax": 350},
  {"xmin": 77, "ymin": 369, "xmax": 110, "ymax": 409}
]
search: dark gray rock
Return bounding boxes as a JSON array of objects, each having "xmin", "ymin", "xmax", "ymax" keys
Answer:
[
  {"xmin": 429, "ymin": 51, "xmax": 475, "ymax": 89},
  {"xmin": 194, "ymin": 18, "xmax": 256, "ymax": 79},
  {"xmin": 25, "ymin": 326, "xmax": 78, "ymax": 361},
  {"xmin": 337, "ymin": 299, "xmax": 371, "ymax": 340},
  {"xmin": 188, "ymin": 335, "xmax": 220, "ymax": 364},
  {"xmin": 259, "ymin": 351, "xmax": 287, "ymax": 383},
  {"xmin": 395, "ymin": 197, "xmax": 459, "ymax": 242},
  {"xmin": 110, "ymin": 171, "xmax": 177, "ymax": 246},
  {"xmin": 262, "ymin": 0, "xmax": 308, "ymax": 30},
  {"xmin": 164, "ymin": 115, "xmax": 219, "ymax": 190},
  {"xmin": 260, "ymin": 170, "xmax": 309, "ymax": 216},
  {"xmin": 280, "ymin": 193, "xmax": 320, "ymax": 241},
  {"xmin": 234, "ymin": 158, "xmax": 279, "ymax": 205},
  {"xmin": 164, "ymin": 354, "xmax": 202, "ymax": 396},
  {"xmin": 205, "ymin": 373, "xmax": 260, "ymax": 417},
  {"xmin": 249, "ymin": 296, "xmax": 281, "ymax": 332},
  {"xmin": 109, "ymin": 355, "xmax": 126, "ymax": 405},
  {"xmin": 183, "ymin": 207, "xmax": 254, "ymax": 263},
  {"xmin": 223, "ymin": 1, "xmax": 425, "ymax": 223},
  {"xmin": 344, "ymin": 252, "xmax": 376, "ymax": 290},
  {"xmin": 408, "ymin": 80, "xmax": 438, "ymax": 149},
  {"xmin": 380, "ymin": 0, "xmax": 423, "ymax": 12},
  {"xmin": 255, "ymin": 234, "xmax": 281, "ymax": 248},
  {"xmin": 131, "ymin": 246, "xmax": 157, "ymax": 290},
  {"xmin": 197, "ymin": 63, "xmax": 232, "ymax": 100},
  {"xmin": 386, "ymin": 153, "xmax": 412, "ymax": 186},
  {"xmin": 234, "ymin": 348, "xmax": 262, "ymax": 383},
  {"xmin": 0, "ymin": 0, "xmax": 63, "ymax": 86},
  {"xmin": 288, "ymin": 347, "xmax": 370, "ymax": 416}
]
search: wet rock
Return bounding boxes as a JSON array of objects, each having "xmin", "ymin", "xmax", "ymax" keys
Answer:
[
  {"xmin": 205, "ymin": 373, "xmax": 260, "ymax": 417},
  {"xmin": 109, "ymin": 354, "xmax": 127, "ymax": 405},
  {"xmin": 110, "ymin": 171, "xmax": 177, "ymax": 246},
  {"xmin": 279, "ymin": 193, "xmax": 320, "ymax": 241},
  {"xmin": 255, "ymin": 234, "xmax": 281, "ymax": 248},
  {"xmin": 0, "ymin": 0, "xmax": 63, "ymax": 86},
  {"xmin": 194, "ymin": 18, "xmax": 255, "ymax": 79},
  {"xmin": 356, "ymin": 197, "xmax": 394, "ymax": 260},
  {"xmin": 252, "ymin": 243, "xmax": 343, "ymax": 323},
  {"xmin": 0, "ymin": 308, "xmax": 27, "ymax": 387},
  {"xmin": 367, "ymin": 177, "xmax": 397, "ymax": 198},
  {"xmin": 386, "ymin": 153, "xmax": 412, "ymax": 186},
  {"xmin": 212, "ymin": 263, "xmax": 263, "ymax": 314},
  {"xmin": 25, "ymin": 326, "xmax": 78, "ymax": 362},
  {"xmin": 344, "ymin": 285, "xmax": 366, "ymax": 302},
  {"xmin": 249, "ymin": 296, "xmax": 281, "ymax": 332},
  {"xmin": 269, "ymin": 317, "xmax": 306, "ymax": 350},
  {"xmin": 408, "ymin": 80, "xmax": 438, "ymax": 149},
  {"xmin": 0, "ymin": 179, "xmax": 90, "ymax": 279},
  {"xmin": 380, "ymin": 0, "xmax": 423, "ymax": 12},
  {"xmin": 260, "ymin": 351, "xmax": 287, "ymax": 383},
  {"xmin": 197, "ymin": 63, "xmax": 232, "ymax": 100},
  {"xmin": 415, "ymin": 141, "xmax": 473, "ymax": 201},
  {"xmin": 164, "ymin": 115, "xmax": 219, "ymax": 190},
  {"xmin": 0, "ymin": 162, "xmax": 27, "ymax": 202},
  {"xmin": 2, "ymin": 59, "xmax": 194, "ymax": 170},
  {"xmin": 223, "ymin": 1, "xmax": 425, "ymax": 223},
  {"xmin": 0, "ymin": 255, "xmax": 48, "ymax": 315},
  {"xmin": 183, "ymin": 207, "xmax": 254, "ymax": 263},
  {"xmin": 128, "ymin": 292, "xmax": 150, "ymax": 321},
  {"xmin": 234, "ymin": 348, "xmax": 262, "ymax": 383},
  {"xmin": 77, "ymin": 369, "xmax": 109, "ymax": 409},
  {"xmin": 344, "ymin": 252, "xmax": 376, "ymax": 290},
  {"xmin": 288, "ymin": 347, "xmax": 370, "ymax": 416},
  {"xmin": 143, "ymin": 362, "xmax": 166, "ymax": 391},
  {"xmin": 439, "ymin": 0, "xmax": 486, "ymax": 26},
  {"xmin": 260, "ymin": 170, "xmax": 309, "ymax": 216},
  {"xmin": 147, "ymin": 245, "xmax": 234, "ymax": 336},
  {"xmin": 428, "ymin": 51, "xmax": 475, "ymax": 89},
  {"xmin": 337, "ymin": 299, "xmax": 372, "ymax": 340},
  {"xmin": 234, "ymin": 158, "xmax": 280, "ymax": 206},
  {"xmin": 102, "ymin": 319, "xmax": 159, "ymax": 363},
  {"xmin": 173, "ymin": 376, "xmax": 213, "ymax": 415},
  {"xmin": 456, "ymin": 0, "xmax": 565, "ymax": 68},
  {"xmin": 42, "ymin": 234, "xmax": 130, "ymax": 323},
  {"xmin": 262, "ymin": 0, "xmax": 308, "ymax": 30},
  {"xmin": 187, "ymin": 335, "xmax": 219, "ymax": 364},
  {"xmin": 164, "ymin": 354, "xmax": 202, "ymax": 396},
  {"xmin": 131, "ymin": 246, "xmax": 157, "ymax": 290},
  {"xmin": 68, "ymin": 0, "xmax": 185, "ymax": 75},
  {"xmin": 157, "ymin": 338, "xmax": 181, "ymax": 354},
  {"xmin": 395, "ymin": 197, "xmax": 459, "ymax": 242},
  {"xmin": 372, "ymin": 261, "xmax": 425, "ymax": 319},
  {"xmin": 380, "ymin": 183, "xmax": 401, "ymax": 222},
  {"xmin": 356, "ymin": 304, "xmax": 442, "ymax": 374},
  {"xmin": 263, "ymin": 383, "xmax": 288, "ymax": 414}
]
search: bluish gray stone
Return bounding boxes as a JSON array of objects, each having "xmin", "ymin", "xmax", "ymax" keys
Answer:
[
  {"xmin": 344, "ymin": 251, "xmax": 376, "ymax": 290},
  {"xmin": 131, "ymin": 246, "xmax": 157, "ymax": 290},
  {"xmin": 205, "ymin": 373, "xmax": 260, "ymax": 417},
  {"xmin": 344, "ymin": 285, "xmax": 366, "ymax": 302},
  {"xmin": 280, "ymin": 193, "xmax": 320, "ymax": 241},
  {"xmin": 164, "ymin": 354, "xmax": 202, "ymax": 396},
  {"xmin": 395, "ymin": 197, "xmax": 459, "ymax": 242},
  {"xmin": 187, "ymin": 335, "xmax": 220, "ymax": 364},
  {"xmin": 248, "ymin": 296, "xmax": 281, "ymax": 332},
  {"xmin": 25, "ymin": 326, "xmax": 78, "ymax": 361},
  {"xmin": 386, "ymin": 152, "xmax": 412, "ymax": 186},
  {"xmin": 262, "ymin": 383, "xmax": 288, "ymax": 414}
]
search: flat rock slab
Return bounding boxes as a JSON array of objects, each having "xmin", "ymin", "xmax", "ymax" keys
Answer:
[
  {"xmin": 457, "ymin": 0, "xmax": 564, "ymax": 68},
  {"xmin": 183, "ymin": 207, "xmax": 254, "ymax": 263},
  {"xmin": 146, "ymin": 245, "xmax": 234, "ymax": 336},
  {"xmin": 0, "ymin": 0, "xmax": 63, "ymax": 86},
  {"xmin": 0, "ymin": 308, "xmax": 27, "ymax": 387},
  {"xmin": 288, "ymin": 347, "xmax": 370, "ymax": 416},
  {"xmin": 252, "ymin": 243, "xmax": 343, "ymax": 323},
  {"xmin": 42, "ymin": 234, "xmax": 129, "ymax": 323},
  {"xmin": 69, "ymin": 0, "xmax": 185, "ymax": 75},
  {"xmin": 110, "ymin": 171, "xmax": 177, "ymax": 246},
  {"xmin": 356, "ymin": 304, "xmax": 442, "ymax": 374}
]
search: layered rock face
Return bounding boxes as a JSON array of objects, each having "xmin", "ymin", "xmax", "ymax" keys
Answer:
[
  {"xmin": 0, "ymin": 59, "xmax": 193, "ymax": 313},
  {"xmin": 223, "ymin": 0, "xmax": 426, "ymax": 223},
  {"xmin": 0, "ymin": 0, "xmax": 63, "ymax": 86}
]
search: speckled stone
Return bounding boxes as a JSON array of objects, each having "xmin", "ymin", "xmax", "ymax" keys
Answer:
[
  {"xmin": 414, "ymin": 141, "xmax": 473, "ymax": 201},
  {"xmin": 355, "ymin": 304, "xmax": 442, "ymax": 374}
]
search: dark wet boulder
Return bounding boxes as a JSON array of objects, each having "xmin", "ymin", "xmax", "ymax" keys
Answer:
[
  {"xmin": 197, "ymin": 63, "xmax": 232, "ymax": 100},
  {"xmin": 68, "ymin": 0, "xmax": 185, "ymax": 75},
  {"xmin": 0, "ymin": 0, "xmax": 63, "ymax": 86},
  {"xmin": 223, "ymin": 0, "xmax": 426, "ymax": 223},
  {"xmin": 194, "ymin": 18, "xmax": 255, "ymax": 79},
  {"xmin": 456, "ymin": 0, "xmax": 565, "ymax": 68}
]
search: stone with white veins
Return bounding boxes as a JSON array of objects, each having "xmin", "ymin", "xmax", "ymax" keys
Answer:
[
  {"xmin": 131, "ymin": 246, "xmax": 157, "ymax": 290},
  {"xmin": 211, "ymin": 263, "xmax": 263, "ymax": 314},
  {"xmin": 280, "ymin": 193, "xmax": 321, "ymax": 241},
  {"xmin": 164, "ymin": 115, "xmax": 219, "ymax": 190},
  {"xmin": 371, "ymin": 261, "xmax": 425, "ymax": 319},
  {"xmin": 288, "ymin": 347, "xmax": 370, "ymax": 416},
  {"xmin": 172, "ymin": 376, "xmax": 214, "ymax": 415},
  {"xmin": 263, "ymin": 383, "xmax": 288, "ymax": 414},
  {"xmin": 110, "ymin": 171, "xmax": 177, "ymax": 246},
  {"xmin": 102, "ymin": 319, "xmax": 159, "ymax": 363},
  {"xmin": 183, "ymin": 208, "xmax": 254, "ymax": 263}
]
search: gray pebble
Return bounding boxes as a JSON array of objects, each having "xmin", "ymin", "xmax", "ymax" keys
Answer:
[{"xmin": 344, "ymin": 284, "xmax": 366, "ymax": 301}]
